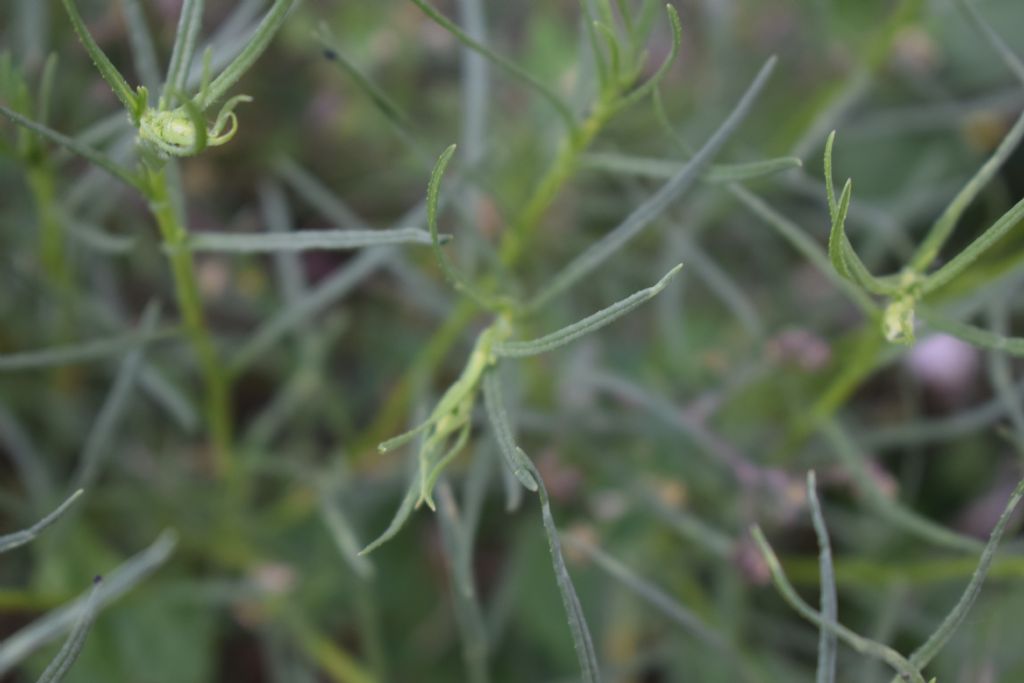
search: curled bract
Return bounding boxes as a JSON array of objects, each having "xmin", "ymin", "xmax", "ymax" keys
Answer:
[{"xmin": 137, "ymin": 95, "xmax": 252, "ymax": 157}]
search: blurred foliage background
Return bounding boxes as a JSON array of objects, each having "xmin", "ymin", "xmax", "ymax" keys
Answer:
[{"xmin": 2, "ymin": 0, "xmax": 1024, "ymax": 681}]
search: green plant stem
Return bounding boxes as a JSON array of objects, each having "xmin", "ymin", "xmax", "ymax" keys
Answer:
[
  {"xmin": 354, "ymin": 99, "xmax": 615, "ymax": 459},
  {"xmin": 142, "ymin": 164, "xmax": 233, "ymax": 477},
  {"xmin": 499, "ymin": 100, "xmax": 611, "ymax": 269}
]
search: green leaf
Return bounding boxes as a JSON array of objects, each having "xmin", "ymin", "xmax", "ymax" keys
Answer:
[
  {"xmin": 731, "ymin": 184, "xmax": 878, "ymax": 316},
  {"xmin": 612, "ymin": 4, "xmax": 682, "ymax": 112},
  {"xmin": 184, "ymin": 228, "xmax": 445, "ymax": 253},
  {"xmin": 918, "ymin": 307, "xmax": 1024, "ymax": 355},
  {"xmin": 529, "ymin": 56, "xmax": 776, "ymax": 309},
  {"xmin": 580, "ymin": 152, "xmax": 802, "ymax": 183},
  {"xmin": 496, "ymin": 264, "xmax": 681, "ymax": 358},
  {"xmin": 0, "ymin": 105, "xmax": 140, "ymax": 189},
  {"xmin": 121, "ymin": 0, "xmax": 162, "ymax": 94},
  {"xmin": 315, "ymin": 23, "xmax": 412, "ymax": 131},
  {"xmin": 955, "ymin": 0, "xmax": 1024, "ymax": 84},
  {"xmin": 751, "ymin": 526, "xmax": 927, "ymax": 683},
  {"xmin": 909, "ymin": 0, "xmax": 1024, "ymax": 273},
  {"xmin": 519, "ymin": 456, "xmax": 601, "ymax": 683},
  {"xmin": 821, "ymin": 420, "xmax": 982, "ymax": 553},
  {"xmin": 481, "ymin": 369, "xmax": 539, "ymax": 491},
  {"xmin": 0, "ymin": 531, "xmax": 178, "ymax": 676},
  {"xmin": 319, "ymin": 492, "xmax": 374, "ymax": 579},
  {"xmin": 230, "ymin": 250, "xmax": 389, "ymax": 374},
  {"xmin": 897, "ymin": 476, "xmax": 1024, "ymax": 679},
  {"xmin": 360, "ymin": 469, "xmax": 421, "ymax": 556},
  {"xmin": 408, "ymin": 0, "xmax": 576, "ymax": 132},
  {"xmin": 420, "ymin": 424, "xmax": 471, "ymax": 510},
  {"xmin": 35, "ymin": 577, "xmax": 102, "ymax": 683},
  {"xmin": 564, "ymin": 534, "xmax": 731, "ymax": 652},
  {"xmin": 164, "ymin": 0, "xmax": 206, "ymax": 105},
  {"xmin": 426, "ymin": 144, "xmax": 507, "ymax": 311},
  {"xmin": 60, "ymin": 0, "xmax": 142, "ymax": 122},
  {"xmin": 194, "ymin": 0, "xmax": 296, "ymax": 111},
  {"xmin": 74, "ymin": 303, "xmax": 160, "ymax": 490},
  {"xmin": 920, "ymin": 195, "xmax": 1024, "ymax": 295},
  {"xmin": 807, "ymin": 472, "xmax": 837, "ymax": 683},
  {"xmin": 823, "ymin": 132, "xmax": 899, "ymax": 296},
  {"xmin": 0, "ymin": 328, "xmax": 174, "ymax": 372},
  {"xmin": 0, "ymin": 489, "xmax": 83, "ymax": 554}
]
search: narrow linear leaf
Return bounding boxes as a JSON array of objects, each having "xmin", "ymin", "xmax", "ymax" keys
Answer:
[
  {"xmin": 408, "ymin": 0, "xmax": 575, "ymax": 131},
  {"xmin": 496, "ymin": 264, "xmax": 681, "ymax": 358},
  {"xmin": 74, "ymin": 303, "xmax": 160, "ymax": 490},
  {"xmin": 530, "ymin": 56, "xmax": 776, "ymax": 309},
  {"xmin": 64, "ymin": 216, "xmax": 138, "ymax": 254},
  {"xmin": 807, "ymin": 472, "xmax": 837, "ymax": 683},
  {"xmin": 316, "ymin": 23, "xmax": 411, "ymax": 130},
  {"xmin": 730, "ymin": 184, "xmax": 877, "ymax": 315},
  {"xmin": 581, "ymin": 2, "xmax": 610, "ymax": 88},
  {"xmin": 434, "ymin": 482, "xmax": 490, "ymax": 683},
  {"xmin": 35, "ymin": 577, "xmax": 102, "ymax": 683},
  {"xmin": 911, "ymin": 0, "xmax": 1024, "ymax": 272},
  {"xmin": 0, "ymin": 105, "xmax": 139, "ymax": 188},
  {"xmin": 920, "ymin": 195, "xmax": 1024, "ymax": 295},
  {"xmin": 823, "ymin": 133, "xmax": 900, "ymax": 295},
  {"xmin": 195, "ymin": 0, "xmax": 297, "ymax": 110},
  {"xmin": 230, "ymin": 249, "xmax": 390, "ymax": 374},
  {"xmin": 185, "ymin": 228, "xmax": 445, "ymax": 253},
  {"xmin": 359, "ymin": 470, "xmax": 422, "ymax": 556},
  {"xmin": 827, "ymin": 176, "xmax": 853, "ymax": 279},
  {"xmin": 59, "ymin": 0, "xmax": 140, "ymax": 119},
  {"xmin": 165, "ymin": 0, "xmax": 206, "ymax": 101},
  {"xmin": 319, "ymin": 493, "xmax": 374, "ymax": 579},
  {"xmin": 0, "ymin": 328, "xmax": 174, "ymax": 372},
  {"xmin": 36, "ymin": 54, "xmax": 59, "ymax": 128},
  {"xmin": 862, "ymin": 373, "xmax": 1024, "ymax": 449},
  {"xmin": 580, "ymin": 152, "xmax": 802, "ymax": 183},
  {"xmin": 955, "ymin": 0, "xmax": 1024, "ymax": 84},
  {"xmin": 593, "ymin": 22, "xmax": 622, "ymax": 84},
  {"xmin": 276, "ymin": 158, "xmax": 373, "ymax": 230},
  {"xmin": 822, "ymin": 420, "xmax": 983, "ymax": 553},
  {"xmin": 426, "ymin": 144, "xmax": 505, "ymax": 311},
  {"xmin": 918, "ymin": 307, "xmax": 1024, "ymax": 355},
  {"xmin": 283, "ymin": 611, "xmax": 376, "ymax": 683},
  {"xmin": 0, "ymin": 531, "xmax": 177, "ymax": 675},
  {"xmin": 824, "ymin": 131, "xmax": 839, "ymax": 221},
  {"xmin": 420, "ymin": 425, "xmax": 471, "ymax": 511},
  {"xmin": 0, "ymin": 406, "xmax": 53, "ymax": 505},
  {"xmin": 897, "ymin": 476, "xmax": 1024, "ymax": 679},
  {"xmin": 378, "ymin": 419, "xmax": 434, "ymax": 454},
  {"xmin": 481, "ymin": 369, "xmax": 538, "ymax": 491},
  {"xmin": 121, "ymin": 0, "xmax": 162, "ymax": 94},
  {"xmin": 456, "ymin": 0, "xmax": 489, "ymax": 171},
  {"xmin": 751, "ymin": 526, "xmax": 927, "ymax": 683},
  {"xmin": 139, "ymin": 365, "xmax": 199, "ymax": 434},
  {"xmin": 0, "ymin": 489, "xmax": 83, "ymax": 554},
  {"xmin": 612, "ymin": 4, "xmax": 682, "ymax": 112},
  {"xmin": 517, "ymin": 455, "xmax": 601, "ymax": 682},
  {"xmin": 258, "ymin": 178, "xmax": 307, "ymax": 307},
  {"xmin": 564, "ymin": 534, "xmax": 730, "ymax": 651},
  {"xmin": 911, "ymin": 106, "xmax": 1024, "ymax": 273}
]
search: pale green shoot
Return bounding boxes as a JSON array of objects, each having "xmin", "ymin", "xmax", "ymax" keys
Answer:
[{"xmin": 378, "ymin": 319, "xmax": 513, "ymax": 511}]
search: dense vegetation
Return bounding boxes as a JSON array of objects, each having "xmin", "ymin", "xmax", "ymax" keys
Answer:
[{"xmin": 2, "ymin": 1, "xmax": 1024, "ymax": 681}]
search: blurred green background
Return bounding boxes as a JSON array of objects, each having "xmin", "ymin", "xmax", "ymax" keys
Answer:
[{"xmin": 2, "ymin": 0, "xmax": 1024, "ymax": 681}]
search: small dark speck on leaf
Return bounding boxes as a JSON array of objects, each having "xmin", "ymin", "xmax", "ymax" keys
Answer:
[{"xmin": 322, "ymin": 48, "xmax": 338, "ymax": 61}]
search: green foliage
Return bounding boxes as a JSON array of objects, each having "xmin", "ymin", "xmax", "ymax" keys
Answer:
[{"xmin": 3, "ymin": 0, "xmax": 1024, "ymax": 681}]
